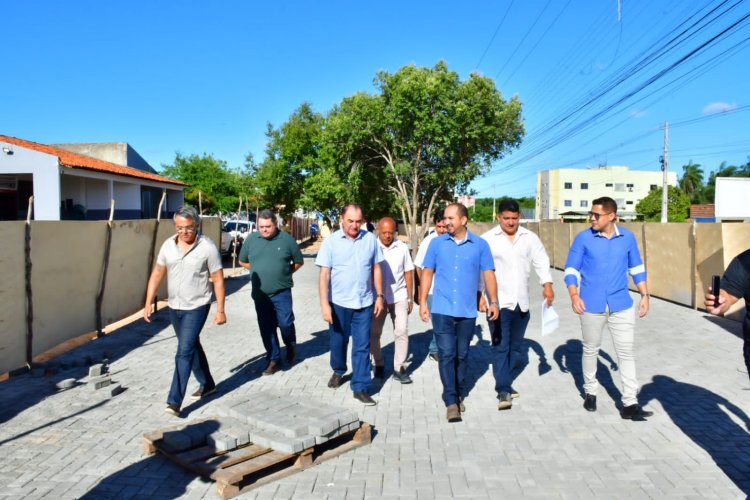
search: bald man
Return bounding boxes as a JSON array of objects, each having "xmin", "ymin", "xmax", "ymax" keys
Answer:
[{"xmin": 370, "ymin": 217, "xmax": 415, "ymax": 384}]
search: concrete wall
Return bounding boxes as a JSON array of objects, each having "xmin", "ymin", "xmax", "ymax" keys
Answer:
[
  {"xmin": 0, "ymin": 141, "xmax": 60, "ymax": 220},
  {"xmin": 0, "ymin": 222, "xmax": 28, "ymax": 373}
]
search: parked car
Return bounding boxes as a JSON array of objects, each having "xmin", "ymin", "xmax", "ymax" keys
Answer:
[{"xmin": 220, "ymin": 220, "xmax": 255, "ymax": 255}]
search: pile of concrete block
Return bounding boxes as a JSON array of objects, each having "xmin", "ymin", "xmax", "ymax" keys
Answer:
[
  {"xmin": 160, "ymin": 391, "xmax": 361, "ymax": 455},
  {"xmin": 84, "ymin": 363, "xmax": 124, "ymax": 396}
]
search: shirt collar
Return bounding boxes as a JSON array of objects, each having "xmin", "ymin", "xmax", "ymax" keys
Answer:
[
  {"xmin": 338, "ymin": 228, "xmax": 366, "ymax": 241},
  {"xmin": 593, "ymin": 223, "xmax": 622, "ymax": 238}
]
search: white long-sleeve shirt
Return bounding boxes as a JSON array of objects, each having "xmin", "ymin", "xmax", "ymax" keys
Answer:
[{"xmin": 481, "ymin": 225, "xmax": 553, "ymax": 312}]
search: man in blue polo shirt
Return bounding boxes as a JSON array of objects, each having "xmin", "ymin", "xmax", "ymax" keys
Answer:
[
  {"xmin": 419, "ymin": 203, "xmax": 500, "ymax": 423},
  {"xmin": 316, "ymin": 203, "xmax": 385, "ymax": 406},
  {"xmin": 564, "ymin": 196, "xmax": 652, "ymax": 421}
]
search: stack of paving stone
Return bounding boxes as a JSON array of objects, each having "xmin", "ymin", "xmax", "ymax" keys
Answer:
[
  {"xmin": 160, "ymin": 391, "xmax": 361, "ymax": 455},
  {"xmin": 57, "ymin": 362, "xmax": 124, "ymax": 396}
]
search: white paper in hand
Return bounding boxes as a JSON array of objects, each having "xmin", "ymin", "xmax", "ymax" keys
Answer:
[{"xmin": 541, "ymin": 299, "xmax": 559, "ymax": 337}]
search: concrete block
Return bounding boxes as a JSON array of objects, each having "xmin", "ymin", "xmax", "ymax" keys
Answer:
[
  {"xmin": 161, "ymin": 431, "xmax": 192, "ymax": 451},
  {"xmin": 56, "ymin": 378, "xmax": 77, "ymax": 390},
  {"xmin": 207, "ymin": 432, "xmax": 237, "ymax": 452},
  {"xmin": 89, "ymin": 374, "xmax": 112, "ymax": 390},
  {"xmin": 314, "ymin": 435, "xmax": 329, "ymax": 445},
  {"xmin": 108, "ymin": 384, "xmax": 124, "ymax": 397},
  {"xmin": 88, "ymin": 364, "xmax": 104, "ymax": 377},
  {"xmin": 248, "ymin": 428, "xmax": 310, "ymax": 454},
  {"xmin": 306, "ymin": 416, "xmax": 341, "ymax": 436}
]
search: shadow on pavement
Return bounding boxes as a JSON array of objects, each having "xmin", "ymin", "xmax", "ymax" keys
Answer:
[
  {"xmin": 370, "ymin": 330, "xmax": 432, "ymax": 394},
  {"xmin": 640, "ymin": 375, "xmax": 750, "ymax": 496},
  {"xmin": 553, "ymin": 339, "xmax": 622, "ymax": 404},
  {"xmin": 80, "ymin": 420, "xmax": 220, "ymax": 499},
  {"xmin": 702, "ymin": 314, "xmax": 743, "ymax": 340}
]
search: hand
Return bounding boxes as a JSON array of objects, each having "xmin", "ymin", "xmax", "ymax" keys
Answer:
[
  {"xmin": 571, "ymin": 295, "xmax": 586, "ymax": 315},
  {"xmin": 543, "ymin": 286, "xmax": 555, "ymax": 306},
  {"xmin": 214, "ymin": 311, "xmax": 227, "ymax": 325},
  {"xmin": 407, "ymin": 300, "xmax": 413, "ymax": 314},
  {"xmin": 487, "ymin": 304, "xmax": 500, "ymax": 321},
  {"xmin": 638, "ymin": 295, "xmax": 649, "ymax": 318},
  {"xmin": 321, "ymin": 303, "xmax": 333, "ymax": 324},
  {"xmin": 477, "ymin": 296, "xmax": 488, "ymax": 313},
  {"xmin": 374, "ymin": 296, "xmax": 385, "ymax": 317},
  {"xmin": 143, "ymin": 306, "xmax": 152, "ymax": 323},
  {"xmin": 704, "ymin": 287, "xmax": 726, "ymax": 316},
  {"xmin": 419, "ymin": 303, "xmax": 430, "ymax": 323}
]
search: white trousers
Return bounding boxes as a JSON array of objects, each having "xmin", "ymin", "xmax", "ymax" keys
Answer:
[{"xmin": 580, "ymin": 307, "xmax": 639, "ymax": 406}]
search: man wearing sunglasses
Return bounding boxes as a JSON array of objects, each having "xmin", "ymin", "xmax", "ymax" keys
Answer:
[{"xmin": 564, "ymin": 197, "xmax": 652, "ymax": 421}]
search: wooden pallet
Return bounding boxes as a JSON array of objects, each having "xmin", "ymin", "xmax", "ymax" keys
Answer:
[{"xmin": 143, "ymin": 419, "xmax": 371, "ymax": 499}]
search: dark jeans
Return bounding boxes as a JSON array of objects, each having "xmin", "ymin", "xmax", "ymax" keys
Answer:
[
  {"xmin": 489, "ymin": 306, "xmax": 530, "ymax": 394},
  {"xmin": 427, "ymin": 295, "xmax": 438, "ymax": 355},
  {"xmin": 329, "ymin": 303, "xmax": 373, "ymax": 393},
  {"xmin": 432, "ymin": 313, "xmax": 476, "ymax": 406},
  {"xmin": 253, "ymin": 288, "xmax": 296, "ymax": 362},
  {"xmin": 167, "ymin": 304, "xmax": 214, "ymax": 407}
]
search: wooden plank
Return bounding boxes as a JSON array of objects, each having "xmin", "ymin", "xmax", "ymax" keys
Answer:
[{"xmin": 212, "ymin": 449, "xmax": 293, "ymax": 485}]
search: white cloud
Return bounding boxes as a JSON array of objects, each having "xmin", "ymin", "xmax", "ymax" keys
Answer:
[
  {"xmin": 702, "ymin": 101, "xmax": 737, "ymax": 114},
  {"xmin": 629, "ymin": 109, "xmax": 647, "ymax": 118}
]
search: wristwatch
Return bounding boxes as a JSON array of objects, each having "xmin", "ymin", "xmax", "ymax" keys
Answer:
[{"xmin": 489, "ymin": 301, "xmax": 499, "ymax": 307}]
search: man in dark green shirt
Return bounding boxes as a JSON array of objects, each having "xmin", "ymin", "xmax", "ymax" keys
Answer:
[{"xmin": 239, "ymin": 209, "xmax": 304, "ymax": 375}]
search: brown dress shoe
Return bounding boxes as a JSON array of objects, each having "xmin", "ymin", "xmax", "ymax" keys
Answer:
[
  {"xmin": 446, "ymin": 404, "xmax": 462, "ymax": 422},
  {"xmin": 262, "ymin": 361, "xmax": 279, "ymax": 376},
  {"xmin": 327, "ymin": 373, "xmax": 343, "ymax": 388}
]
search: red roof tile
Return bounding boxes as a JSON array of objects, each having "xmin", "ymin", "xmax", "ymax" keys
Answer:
[{"xmin": 0, "ymin": 135, "xmax": 185, "ymax": 186}]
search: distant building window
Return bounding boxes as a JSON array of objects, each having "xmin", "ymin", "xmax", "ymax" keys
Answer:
[
  {"xmin": 615, "ymin": 183, "xmax": 625, "ymax": 192},
  {"xmin": 626, "ymin": 183, "xmax": 634, "ymax": 188},
  {"xmin": 605, "ymin": 183, "xmax": 613, "ymax": 187},
  {"xmin": 564, "ymin": 200, "xmax": 572, "ymax": 207},
  {"xmin": 626, "ymin": 201, "xmax": 634, "ymax": 205},
  {"xmin": 564, "ymin": 182, "xmax": 572, "ymax": 189},
  {"xmin": 581, "ymin": 183, "xmax": 589, "ymax": 189},
  {"xmin": 580, "ymin": 200, "xmax": 589, "ymax": 208},
  {"xmin": 650, "ymin": 184, "xmax": 658, "ymax": 191},
  {"xmin": 616, "ymin": 198, "xmax": 625, "ymax": 207}
]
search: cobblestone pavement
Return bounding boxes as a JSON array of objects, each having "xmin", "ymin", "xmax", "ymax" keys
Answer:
[{"xmin": 1, "ymin": 256, "xmax": 749, "ymax": 499}]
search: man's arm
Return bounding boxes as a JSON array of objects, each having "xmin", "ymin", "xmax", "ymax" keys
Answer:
[
  {"xmin": 319, "ymin": 266, "xmax": 333, "ymax": 324},
  {"xmin": 482, "ymin": 269, "xmax": 500, "ymax": 321},
  {"xmin": 143, "ymin": 264, "xmax": 167, "ymax": 323},
  {"xmin": 530, "ymin": 235, "xmax": 555, "ymax": 305},
  {"xmin": 210, "ymin": 268, "xmax": 227, "ymax": 325},
  {"xmin": 419, "ymin": 268, "xmax": 434, "ymax": 322},
  {"xmin": 564, "ymin": 235, "xmax": 585, "ymax": 314},
  {"xmin": 373, "ymin": 262, "xmax": 385, "ymax": 316},
  {"xmin": 405, "ymin": 268, "xmax": 414, "ymax": 314},
  {"xmin": 291, "ymin": 262, "xmax": 303, "ymax": 273}
]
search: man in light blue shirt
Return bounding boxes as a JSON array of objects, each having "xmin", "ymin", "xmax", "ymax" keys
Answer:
[
  {"xmin": 419, "ymin": 203, "xmax": 500, "ymax": 423},
  {"xmin": 316, "ymin": 204, "xmax": 385, "ymax": 406},
  {"xmin": 564, "ymin": 196, "xmax": 652, "ymax": 421}
]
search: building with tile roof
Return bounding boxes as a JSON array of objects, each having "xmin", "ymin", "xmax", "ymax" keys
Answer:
[{"xmin": 0, "ymin": 135, "xmax": 185, "ymax": 220}]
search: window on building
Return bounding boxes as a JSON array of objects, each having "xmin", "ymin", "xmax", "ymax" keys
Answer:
[
  {"xmin": 615, "ymin": 183, "xmax": 625, "ymax": 191},
  {"xmin": 581, "ymin": 182, "xmax": 588, "ymax": 189},
  {"xmin": 626, "ymin": 183, "xmax": 634, "ymax": 188},
  {"xmin": 564, "ymin": 182, "xmax": 572, "ymax": 189},
  {"xmin": 580, "ymin": 200, "xmax": 588, "ymax": 208},
  {"xmin": 650, "ymin": 184, "xmax": 658, "ymax": 191},
  {"xmin": 626, "ymin": 201, "xmax": 634, "ymax": 205},
  {"xmin": 605, "ymin": 183, "xmax": 613, "ymax": 187},
  {"xmin": 564, "ymin": 200, "xmax": 572, "ymax": 207}
]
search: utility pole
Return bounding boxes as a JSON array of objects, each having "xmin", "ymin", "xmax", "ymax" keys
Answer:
[{"xmin": 660, "ymin": 121, "xmax": 669, "ymax": 223}]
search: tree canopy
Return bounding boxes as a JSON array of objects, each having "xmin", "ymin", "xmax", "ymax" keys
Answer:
[{"xmin": 635, "ymin": 185, "xmax": 691, "ymax": 222}]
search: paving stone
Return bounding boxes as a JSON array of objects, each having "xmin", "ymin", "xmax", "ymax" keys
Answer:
[
  {"xmin": 88, "ymin": 364, "xmax": 104, "ymax": 377},
  {"xmin": 55, "ymin": 378, "xmax": 77, "ymax": 390}
]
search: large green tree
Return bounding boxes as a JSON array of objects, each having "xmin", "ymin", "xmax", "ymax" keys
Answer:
[
  {"xmin": 161, "ymin": 153, "xmax": 252, "ymax": 213},
  {"xmin": 635, "ymin": 185, "xmax": 691, "ymax": 222},
  {"xmin": 678, "ymin": 160, "xmax": 704, "ymax": 203},
  {"xmin": 320, "ymin": 61, "xmax": 524, "ymax": 252}
]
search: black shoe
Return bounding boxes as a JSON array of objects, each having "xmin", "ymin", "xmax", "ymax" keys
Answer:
[
  {"xmin": 620, "ymin": 404, "xmax": 653, "ymax": 421},
  {"xmin": 393, "ymin": 367, "xmax": 412, "ymax": 384},
  {"xmin": 583, "ymin": 394, "xmax": 597, "ymax": 412},
  {"xmin": 189, "ymin": 384, "xmax": 216, "ymax": 401},
  {"xmin": 428, "ymin": 352, "xmax": 439, "ymax": 362},
  {"xmin": 327, "ymin": 373, "xmax": 343, "ymax": 389},
  {"xmin": 262, "ymin": 361, "xmax": 279, "ymax": 376},
  {"xmin": 285, "ymin": 344, "xmax": 296, "ymax": 364},
  {"xmin": 353, "ymin": 391, "xmax": 377, "ymax": 406},
  {"xmin": 497, "ymin": 392, "xmax": 512, "ymax": 410},
  {"xmin": 510, "ymin": 389, "xmax": 520, "ymax": 399},
  {"xmin": 373, "ymin": 365, "xmax": 385, "ymax": 379},
  {"xmin": 164, "ymin": 404, "xmax": 180, "ymax": 416}
]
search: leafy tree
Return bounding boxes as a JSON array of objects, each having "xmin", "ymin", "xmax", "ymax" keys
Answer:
[
  {"xmin": 635, "ymin": 185, "xmax": 691, "ymax": 222},
  {"xmin": 318, "ymin": 61, "xmax": 524, "ymax": 253},
  {"xmin": 678, "ymin": 160, "xmax": 704, "ymax": 203},
  {"xmin": 161, "ymin": 153, "xmax": 249, "ymax": 213}
]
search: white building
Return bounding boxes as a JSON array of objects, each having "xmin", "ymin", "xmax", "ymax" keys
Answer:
[
  {"xmin": 536, "ymin": 165, "xmax": 677, "ymax": 221},
  {"xmin": 0, "ymin": 135, "xmax": 184, "ymax": 221}
]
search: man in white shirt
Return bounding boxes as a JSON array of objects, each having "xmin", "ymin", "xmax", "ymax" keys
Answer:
[
  {"xmin": 370, "ymin": 217, "xmax": 415, "ymax": 384},
  {"xmin": 413, "ymin": 209, "xmax": 447, "ymax": 361},
  {"xmin": 481, "ymin": 199, "xmax": 554, "ymax": 410}
]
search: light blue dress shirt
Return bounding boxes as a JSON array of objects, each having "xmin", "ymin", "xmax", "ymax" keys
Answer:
[{"xmin": 315, "ymin": 229, "xmax": 384, "ymax": 309}]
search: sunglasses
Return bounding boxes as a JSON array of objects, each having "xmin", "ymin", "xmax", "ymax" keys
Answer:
[{"xmin": 588, "ymin": 211, "xmax": 612, "ymax": 221}]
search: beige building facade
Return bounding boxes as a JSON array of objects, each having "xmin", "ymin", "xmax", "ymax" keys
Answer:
[{"xmin": 536, "ymin": 165, "xmax": 677, "ymax": 221}]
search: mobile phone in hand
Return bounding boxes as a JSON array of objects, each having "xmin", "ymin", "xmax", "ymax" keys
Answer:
[{"xmin": 711, "ymin": 275, "xmax": 721, "ymax": 307}]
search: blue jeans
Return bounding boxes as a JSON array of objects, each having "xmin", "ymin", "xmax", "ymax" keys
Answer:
[
  {"xmin": 167, "ymin": 304, "xmax": 214, "ymax": 407},
  {"xmin": 427, "ymin": 295, "xmax": 438, "ymax": 355},
  {"xmin": 329, "ymin": 303, "xmax": 373, "ymax": 393},
  {"xmin": 253, "ymin": 288, "xmax": 296, "ymax": 362},
  {"xmin": 489, "ymin": 306, "xmax": 530, "ymax": 394},
  {"xmin": 432, "ymin": 313, "xmax": 476, "ymax": 406}
]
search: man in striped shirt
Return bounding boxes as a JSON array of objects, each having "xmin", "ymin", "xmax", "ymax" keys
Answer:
[{"xmin": 564, "ymin": 196, "xmax": 652, "ymax": 421}]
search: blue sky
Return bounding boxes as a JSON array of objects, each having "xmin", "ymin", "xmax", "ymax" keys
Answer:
[{"xmin": 3, "ymin": 0, "xmax": 749, "ymax": 200}]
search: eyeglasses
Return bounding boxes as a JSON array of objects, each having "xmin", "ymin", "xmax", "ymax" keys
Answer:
[
  {"xmin": 588, "ymin": 211, "xmax": 612, "ymax": 221},
  {"xmin": 176, "ymin": 226, "xmax": 196, "ymax": 233}
]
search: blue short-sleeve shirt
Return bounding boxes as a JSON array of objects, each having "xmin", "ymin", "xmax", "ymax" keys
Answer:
[
  {"xmin": 315, "ymin": 229, "xmax": 384, "ymax": 309},
  {"xmin": 422, "ymin": 231, "xmax": 495, "ymax": 318}
]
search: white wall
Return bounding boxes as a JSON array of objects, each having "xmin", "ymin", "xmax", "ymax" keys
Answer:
[
  {"xmin": 113, "ymin": 181, "xmax": 140, "ymax": 210},
  {"xmin": 0, "ymin": 142, "xmax": 61, "ymax": 220},
  {"xmin": 716, "ymin": 177, "xmax": 750, "ymax": 219}
]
